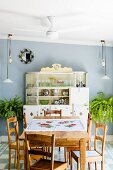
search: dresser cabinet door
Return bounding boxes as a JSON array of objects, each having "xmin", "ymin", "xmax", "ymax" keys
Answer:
[
  {"xmin": 73, "ymin": 105, "xmax": 89, "ymax": 131},
  {"xmin": 70, "ymin": 88, "xmax": 89, "ymax": 105}
]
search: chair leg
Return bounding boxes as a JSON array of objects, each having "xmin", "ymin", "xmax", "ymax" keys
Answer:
[
  {"xmin": 88, "ymin": 162, "xmax": 91, "ymax": 170},
  {"xmin": 70, "ymin": 152, "xmax": 73, "ymax": 170},
  {"xmin": 14, "ymin": 150, "xmax": 17, "ymax": 168},
  {"xmin": 17, "ymin": 153, "xmax": 20, "ymax": 170},
  {"xmin": 47, "ymin": 147, "xmax": 50, "ymax": 152},
  {"xmin": 59, "ymin": 147, "xmax": 60, "ymax": 151},
  {"xmin": 101, "ymin": 161, "xmax": 104, "ymax": 170},
  {"xmin": 64, "ymin": 148, "xmax": 68, "ymax": 162},
  {"xmin": 77, "ymin": 162, "xmax": 80, "ymax": 170},
  {"xmin": 69, "ymin": 152, "xmax": 71, "ymax": 165},
  {"xmin": 8, "ymin": 148, "xmax": 11, "ymax": 170},
  {"xmin": 95, "ymin": 162, "xmax": 97, "ymax": 170}
]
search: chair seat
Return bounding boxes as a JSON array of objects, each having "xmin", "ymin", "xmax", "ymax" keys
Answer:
[
  {"xmin": 10, "ymin": 141, "xmax": 24, "ymax": 150},
  {"xmin": 31, "ymin": 159, "xmax": 67, "ymax": 170},
  {"xmin": 73, "ymin": 150, "xmax": 101, "ymax": 158}
]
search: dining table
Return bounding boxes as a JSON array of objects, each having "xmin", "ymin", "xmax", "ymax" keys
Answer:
[{"xmin": 24, "ymin": 116, "xmax": 89, "ymax": 170}]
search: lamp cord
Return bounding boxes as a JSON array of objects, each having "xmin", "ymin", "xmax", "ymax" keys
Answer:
[
  {"xmin": 6, "ymin": 36, "xmax": 9, "ymax": 79},
  {"xmin": 9, "ymin": 35, "xmax": 11, "ymax": 58},
  {"xmin": 102, "ymin": 43, "xmax": 103, "ymax": 60},
  {"xmin": 104, "ymin": 46, "xmax": 107, "ymax": 75}
]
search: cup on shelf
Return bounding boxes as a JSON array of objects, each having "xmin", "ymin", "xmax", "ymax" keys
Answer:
[
  {"xmin": 64, "ymin": 80, "xmax": 68, "ymax": 86},
  {"xmin": 69, "ymin": 80, "xmax": 72, "ymax": 86},
  {"xmin": 45, "ymin": 80, "xmax": 50, "ymax": 86}
]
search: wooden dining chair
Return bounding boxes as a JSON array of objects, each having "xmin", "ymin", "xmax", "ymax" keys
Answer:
[
  {"xmin": 6, "ymin": 116, "xmax": 17, "ymax": 170},
  {"xmin": 15, "ymin": 117, "xmax": 43, "ymax": 170},
  {"xmin": 70, "ymin": 138, "xmax": 86, "ymax": 170},
  {"xmin": 6, "ymin": 117, "xmax": 24, "ymax": 170},
  {"xmin": 64, "ymin": 113, "xmax": 92, "ymax": 163},
  {"xmin": 71, "ymin": 122, "xmax": 107, "ymax": 170},
  {"xmin": 25, "ymin": 133, "xmax": 68, "ymax": 170},
  {"xmin": 44, "ymin": 109, "xmax": 62, "ymax": 117}
]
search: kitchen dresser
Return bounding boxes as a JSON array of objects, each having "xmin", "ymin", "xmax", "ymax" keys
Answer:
[{"xmin": 23, "ymin": 64, "xmax": 89, "ymax": 130}]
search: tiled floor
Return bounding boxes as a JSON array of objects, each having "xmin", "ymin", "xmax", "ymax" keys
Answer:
[{"xmin": 0, "ymin": 142, "xmax": 113, "ymax": 170}]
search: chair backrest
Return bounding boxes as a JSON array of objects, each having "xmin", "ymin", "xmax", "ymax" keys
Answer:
[
  {"xmin": 14, "ymin": 121, "xmax": 19, "ymax": 149},
  {"xmin": 44, "ymin": 109, "xmax": 62, "ymax": 117},
  {"xmin": 87, "ymin": 113, "xmax": 92, "ymax": 149},
  {"xmin": 6, "ymin": 116, "xmax": 17, "ymax": 145},
  {"xmin": 23, "ymin": 112, "xmax": 27, "ymax": 129},
  {"xmin": 87, "ymin": 113, "xmax": 92, "ymax": 135},
  {"xmin": 94, "ymin": 123, "xmax": 107, "ymax": 156},
  {"xmin": 26, "ymin": 133, "xmax": 55, "ymax": 170}
]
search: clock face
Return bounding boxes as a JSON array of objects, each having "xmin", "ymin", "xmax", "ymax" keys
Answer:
[{"xmin": 19, "ymin": 48, "xmax": 34, "ymax": 64}]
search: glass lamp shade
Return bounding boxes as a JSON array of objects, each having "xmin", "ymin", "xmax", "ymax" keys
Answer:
[
  {"xmin": 9, "ymin": 56, "xmax": 12, "ymax": 64},
  {"xmin": 102, "ymin": 75, "xmax": 110, "ymax": 80},
  {"xmin": 3, "ymin": 78, "xmax": 13, "ymax": 83}
]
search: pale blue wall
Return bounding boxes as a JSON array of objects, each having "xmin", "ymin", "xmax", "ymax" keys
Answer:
[{"xmin": 0, "ymin": 39, "xmax": 113, "ymax": 135}]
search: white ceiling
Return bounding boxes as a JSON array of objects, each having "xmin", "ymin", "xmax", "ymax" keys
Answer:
[{"xmin": 0, "ymin": 0, "xmax": 113, "ymax": 45}]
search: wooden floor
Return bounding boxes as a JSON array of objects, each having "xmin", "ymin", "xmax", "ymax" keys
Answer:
[{"xmin": 0, "ymin": 142, "xmax": 113, "ymax": 170}]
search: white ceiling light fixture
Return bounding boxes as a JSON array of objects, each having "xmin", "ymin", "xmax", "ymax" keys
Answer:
[
  {"xmin": 101, "ymin": 40, "xmax": 110, "ymax": 80},
  {"xmin": 46, "ymin": 16, "xmax": 90, "ymax": 39},
  {"xmin": 46, "ymin": 16, "xmax": 58, "ymax": 39},
  {"xmin": 46, "ymin": 30, "xmax": 59, "ymax": 39},
  {"xmin": 14, "ymin": 15, "xmax": 90, "ymax": 40},
  {"xmin": 3, "ymin": 34, "xmax": 13, "ymax": 83}
]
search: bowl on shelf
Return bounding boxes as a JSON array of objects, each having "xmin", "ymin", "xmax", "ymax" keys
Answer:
[{"xmin": 40, "ymin": 100, "xmax": 49, "ymax": 105}]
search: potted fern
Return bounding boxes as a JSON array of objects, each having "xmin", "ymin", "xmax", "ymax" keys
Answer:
[
  {"xmin": 0, "ymin": 95, "xmax": 23, "ymax": 120},
  {"xmin": 90, "ymin": 92, "xmax": 113, "ymax": 124}
]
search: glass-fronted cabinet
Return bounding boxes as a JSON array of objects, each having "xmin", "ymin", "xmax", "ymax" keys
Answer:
[
  {"xmin": 26, "ymin": 72, "xmax": 73, "ymax": 105},
  {"xmin": 26, "ymin": 69, "xmax": 87, "ymax": 105}
]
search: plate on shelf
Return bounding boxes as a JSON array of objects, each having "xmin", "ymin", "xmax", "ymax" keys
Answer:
[
  {"xmin": 51, "ymin": 89, "xmax": 59, "ymax": 96},
  {"xmin": 42, "ymin": 89, "xmax": 49, "ymax": 96}
]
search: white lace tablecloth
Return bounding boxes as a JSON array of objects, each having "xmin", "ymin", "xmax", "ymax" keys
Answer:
[{"xmin": 25, "ymin": 119, "xmax": 85, "ymax": 132}]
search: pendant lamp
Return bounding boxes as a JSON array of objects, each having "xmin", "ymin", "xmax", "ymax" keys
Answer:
[
  {"xmin": 101, "ymin": 40, "xmax": 110, "ymax": 80},
  {"xmin": 3, "ymin": 34, "xmax": 13, "ymax": 83}
]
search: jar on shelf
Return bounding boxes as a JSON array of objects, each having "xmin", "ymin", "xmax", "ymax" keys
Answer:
[
  {"xmin": 76, "ymin": 72, "xmax": 87, "ymax": 87},
  {"xmin": 49, "ymin": 77, "xmax": 56, "ymax": 87}
]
